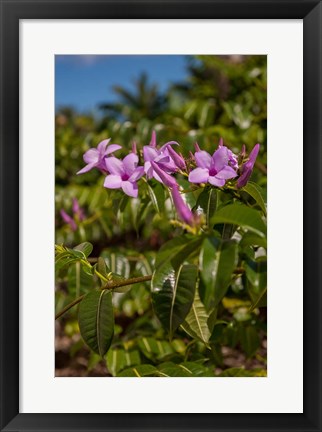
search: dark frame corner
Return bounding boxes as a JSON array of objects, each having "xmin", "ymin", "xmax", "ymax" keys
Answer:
[{"xmin": 0, "ymin": 1, "xmax": 321, "ymax": 431}]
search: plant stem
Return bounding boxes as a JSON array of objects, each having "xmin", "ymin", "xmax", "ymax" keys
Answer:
[{"xmin": 55, "ymin": 274, "xmax": 152, "ymax": 320}]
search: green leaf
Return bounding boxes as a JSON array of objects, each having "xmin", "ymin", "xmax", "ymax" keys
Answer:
[
  {"xmin": 135, "ymin": 253, "xmax": 155, "ymax": 277},
  {"xmin": 78, "ymin": 290, "xmax": 114, "ymax": 357},
  {"xmin": 157, "ymin": 361, "xmax": 214, "ymax": 377},
  {"xmin": 117, "ymin": 364, "xmax": 158, "ymax": 377},
  {"xmin": 97, "ymin": 256, "xmax": 109, "ymax": 276},
  {"xmin": 154, "ymin": 235, "xmax": 202, "ymax": 269},
  {"xmin": 245, "ymin": 257, "xmax": 267, "ymax": 308},
  {"xmin": 219, "ymin": 367, "xmax": 266, "ymax": 377},
  {"xmin": 100, "ymin": 251, "xmax": 130, "ymax": 279},
  {"xmin": 209, "ymin": 321, "xmax": 227, "ymax": 344},
  {"xmin": 67, "ymin": 261, "xmax": 94, "ymax": 298},
  {"xmin": 242, "ymin": 182, "xmax": 267, "ymax": 215},
  {"xmin": 55, "ymin": 253, "xmax": 79, "ymax": 272},
  {"xmin": 95, "ymin": 257, "xmax": 111, "ymax": 286},
  {"xmin": 195, "ymin": 187, "xmax": 217, "ymax": 227},
  {"xmin": 138, "ymin": 337, "xmax": 174, "ymax": 361},
  {"xmin": 211, "ymin": 204, "xmax": 266, "ymax": 237},
  {"xmin": 152, "ymin": 264, "xmax": 198, "ymax": 338},
  {"xmin": 250, "ymin": 287, "xmax": 267, "ymax": 310},
  {"xmin": 73, "ymin": 242, "xmax": 93, "ymax": 258},
  {"xmin": 240, "ymin": 232, "xmax": 267, "ymax": 250},
  {"xmin": 147, "ymin": 181, "xmax": 165, "ymax": 214},
  {"xmin": 181, "ymin": 290, "xmax": 211, "ymax": 344},
  {"xmin": 106, "ymin": 348, "xmax": 141, "ymax": 376},
  {"xmin": 180, "ymin": 361, "xmax": 215, "ymax": 377},
  {"xmin": 239, "ymin": 325, "xmax": 261, "ymax": 358},
  {"xmin": 199, "ymin": 237, "xmax": 238, "ymax": 309},
  {"xmin": 157, "ymin": 362, "xmax": 192, "ymax": 377}
]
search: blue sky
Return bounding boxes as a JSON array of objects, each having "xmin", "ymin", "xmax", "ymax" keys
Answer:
[{"xmin": 55, "ymin": 55, "xmax": 188, "ymax": 114}]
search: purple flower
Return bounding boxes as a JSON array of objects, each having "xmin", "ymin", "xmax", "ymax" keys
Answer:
[
  {"xmin": 143, "ymin": 131, "xmax": 179, "ymax": 181},
  {"xmin": 150, "ymin": 130, "xmax": 157, "ymax": 148},
  {"xmin": 150, "ymin": 161, "xmax": 178, "ymax": 189},
  {"xmin": 170, "ymin": 186, "xmax": 195, "ymax": 225},
  {"xmin": 60, "ymin": 209, "xmax": 77, "ymax": 231},
  {"xmin": 150, "ymin": 161, "xmax": 196, "ymax": 225},
  {"xmin": 166, "ymin": 145, "xmax": 186, "ymax": 171},
  {"xmin": 218, "ymin": 138, "xmax": 238, "ymax": 170},
  {"xmin": 103, "ymin": 153, "xmax": 144, "ymax": 198},
  {"xmin": 188, "ymin": 146, "xmax": 237, "ymax": 187},
  {"xmin": 77, "ymin": 139, "xmax": 122, "ymax": 175},
  {"xmin": 60, "ymin": 198, "xmax": 85, "ymax": 231},
  {"xmin": 237, "ymin": 144, "xmax": 260, "ymax": 188},
  {"xmin": 131, "ymin": 141, "xmax": 137, "ymax": 154},
  {"xmin": 72, "ymin": 198, "xmax": 85, "ymax": 221}
]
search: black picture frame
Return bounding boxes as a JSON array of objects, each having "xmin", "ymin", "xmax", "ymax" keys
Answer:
[{"xmin": 0, "ymin": 1, "xmax": 321, "ymax": 431}]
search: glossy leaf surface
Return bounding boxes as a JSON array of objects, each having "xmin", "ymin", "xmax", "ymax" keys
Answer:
[
  {"xmin": 78, "ymin": 290, "xmax": 114, "ymax": 357},
  {"xmin": 152, "ymin": 264, "xmax": 198, "ymax": 338},
  {"xmin": 199, "ymin": 236, "xmax": 237, "ymax": 309}
]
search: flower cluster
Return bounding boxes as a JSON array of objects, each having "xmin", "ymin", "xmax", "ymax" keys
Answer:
[{"xmin": 77, "ymin": 133, "xmax": 260, "ymax": 225}]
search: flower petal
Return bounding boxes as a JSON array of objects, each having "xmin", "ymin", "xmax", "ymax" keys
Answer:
[
  {"xmin": 97, "ymin": 139, "xmax": 111, "ymax": 154},
  {"xmin": 144, "ymin": 161, "xmax": 153, "ymax": 179},
  {"xmin": 216, "ymin": 166, "xmax": 238, "ymax": 180},
  {"xmin": 159, "ymin": 141, "xmax": 179, "ymax": 152},
  {"xmin": 236, "ymin": 144, "xmax": 260, "ymax": 188},
  {"xmin": 123, "ymin": 153, "xmax": 138, "ymax": 176},
  {"xmin": 195, "ymin": 151, "xmax": 212, "ymax": 169},
  {"xmin": 155, "ymin": 154, "xmax": 170, "ymax": 164},
  {"xmin": 152, "ymin": 171, "xmax": 163, "ymax": 183},
  {"xmin": 129, "ymin": 166, "xmax": 144, "ymax": 182},
  {"xmin": 249, "ymin": 143, "xmax": 260, "ymax": 163},
  {"xmin": 72, "ymin": 198, "xmax": 80, "ymax": 214},
  {"xmin": 188, "ymin": 167, "xmax": 209, "ymax": 183},
  {"xmin": 60, "ymin": 209, "xmax": 73, "ymax": 224},
  {"xmin": 77, "ymin": 162, "xmax": 97, "ymax": 175},
  {"xmin": 151, "ymin": 161, "xmax": 177, "ymax": 188},
  {"xmin": 83, "ymin": 148, "xmax": 99, "ymax": 164},
  {"xmin": 150, "ymin": 130, "xmax": 157, "ymax": 147},
  {"xmin": 208, "ymin": 176, "xmax": 225, "ymax": 187},
  {"xmin": 211, "ymin": 146, "xmax": 229, "ymax": 173},
  {"xmin": 104, "ymin": 174, "xmax": 122, "ymax": 189},
  {"xmin": 105, "ymin": 157, "xmax": 124, "ymax": 176},
  {"xmin": 105, "ymin": 144, "xmax": 122, "ymax": 155},
  {"xmin": 121, "ymin": 181, "xmax": 138, "ymax": 198},
  {"xmin": 171, "ymin": 187, "xmax": 194, "ymax": 225},
  {"xmin": 143, "ymin": 146, "xmax": 159, "ymax": 162},
  {"xmin": 167, "ymin": 146, "xmax": 186, "ymax": 170},
  {"xmin": 60, "ymin": 210, "xmax": 77, "ymax": 231}
]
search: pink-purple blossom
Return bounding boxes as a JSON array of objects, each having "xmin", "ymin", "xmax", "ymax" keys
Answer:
[
  {"xmin": 143, "ymin": 131, "xmax": 179, "ymax": 181},
  {"xmin": 150, "ymin": 161, "xmax": 178, "ymax": 189},
  {"xmin": 151, "ymin": 161, "xmax": 195, "ymax": 225},
  {"xmin": 218, "ymin": 138, "xmax": 238, "ymax": 170},
  {"xmin": 104, "ymin": 153, "xmax": 144, "ymax": 198},
  {"xmin": 170, "ymin": 186, "xmax": 195, "ymax": 225},
  {"xmin": 166, "ymin": 145, "xmax": 186, "ymax": 171},
  {"xmin": 60, "ymin": 209, "xmax": 77, "ymax": 231},
  {"xmin": 60, "ymin": 198, "xmax": 85, "ymax": 231},
  {"xmin": 76, "ymin": 132, "xmax": 262, "ymax": 214},
  {"xmin": 188, "ymin": 146, "xmax": 237, "ymax": 187},
  {"xmin": 237, "ymin": 144, "xmax": 260, "ymax": 188},
  {"xmin": 77, "ymin": 139, "xmax": 122, "ymax": 175}
]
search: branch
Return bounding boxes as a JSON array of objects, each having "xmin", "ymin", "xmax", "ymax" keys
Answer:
[{"xmin": 55, "ymin": 275, "xmax": 152, "ymax": 320}]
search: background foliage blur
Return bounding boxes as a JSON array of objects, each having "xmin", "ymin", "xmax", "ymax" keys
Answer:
[{"xmin": 55, "ymin": 55, "xmax": 267, "ymax": 376}]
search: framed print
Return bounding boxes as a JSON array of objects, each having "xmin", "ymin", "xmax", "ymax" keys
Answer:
[{"xmin": 0, "ymin": 1, "xmax": 321, "ymax": 431}]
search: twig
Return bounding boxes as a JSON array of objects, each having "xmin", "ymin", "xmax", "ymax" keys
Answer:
[{"xmin": 55, "ymin": 275, "xmax": 152, "ymax": 320}]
